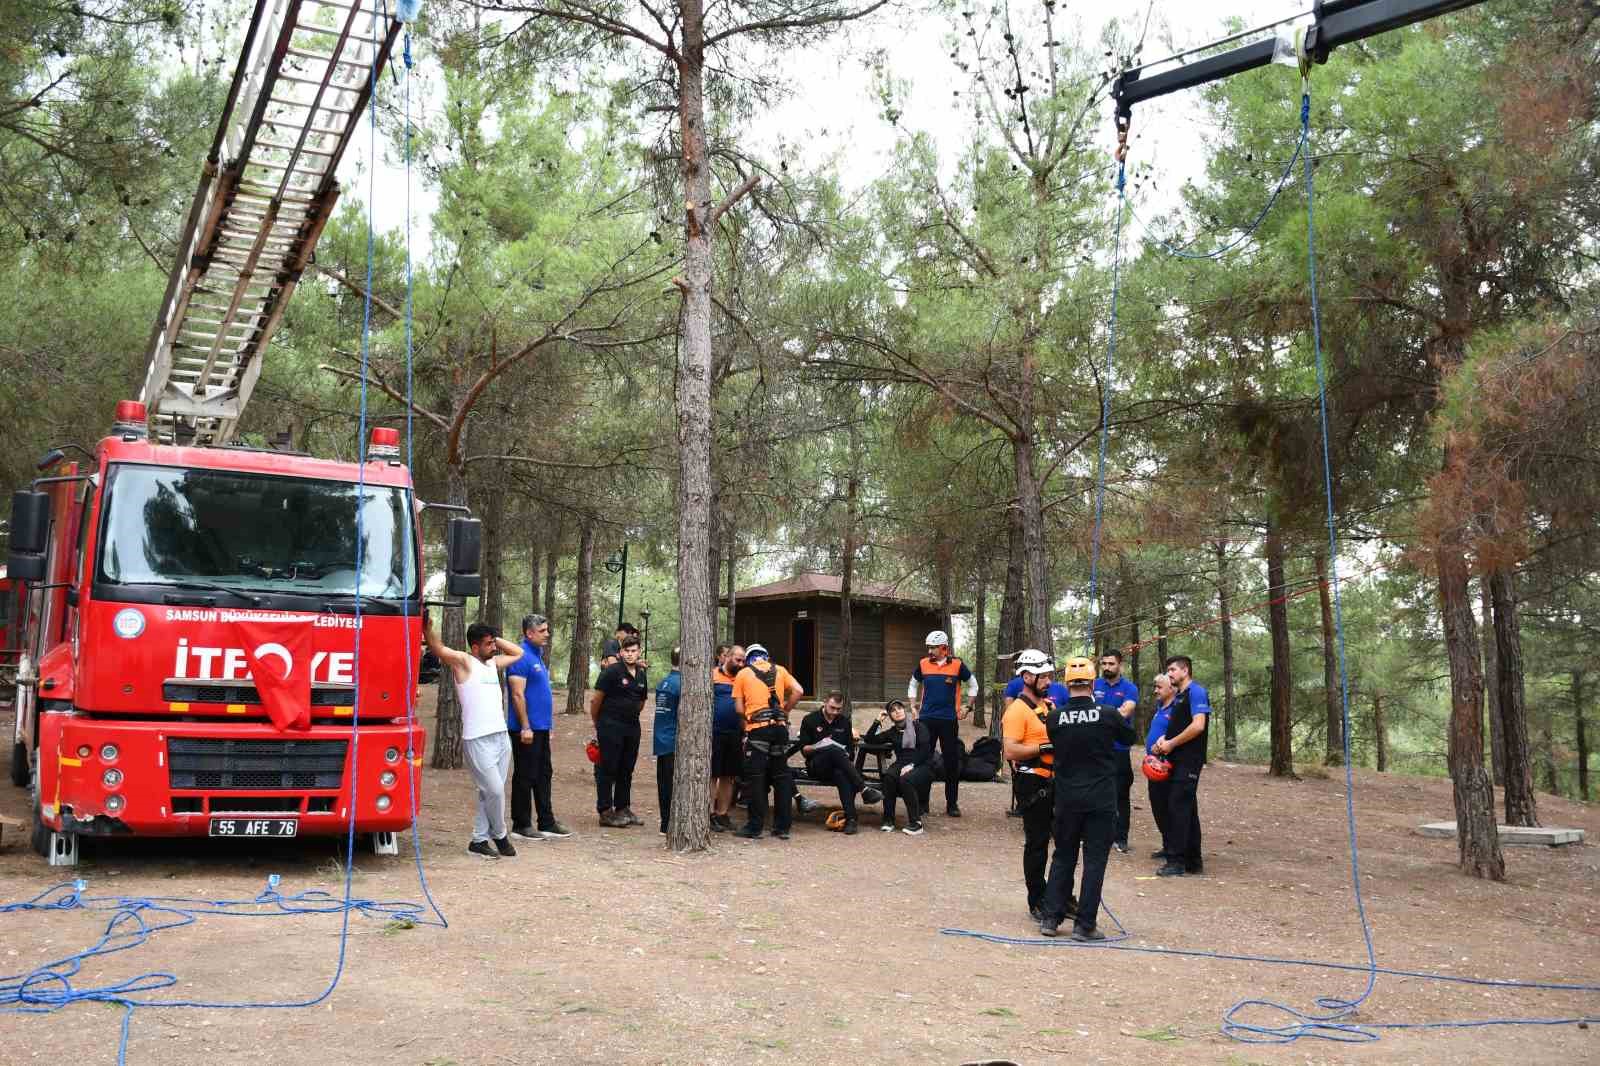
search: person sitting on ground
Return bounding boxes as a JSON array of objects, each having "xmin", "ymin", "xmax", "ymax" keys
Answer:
[
  {"xmin": 797, "ymin": 690, "xmax": 883, "ymax": 835},
  {"xmin": 872, "ymin": 700, "xmax": 934, "ymax": 835}
]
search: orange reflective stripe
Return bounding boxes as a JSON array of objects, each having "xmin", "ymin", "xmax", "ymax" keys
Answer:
[{"xmin": 918, "ymin": 656, "xmax": 964, "ymax": 679}]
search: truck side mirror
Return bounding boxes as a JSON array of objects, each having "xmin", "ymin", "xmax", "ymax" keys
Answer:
[
  {"xmin": 445, "ymin": 516, "xmax": 482, "ymax": 599},
  {"xmin": 7, "ymin": 490, "xmax": 49, "ymax": 581}
]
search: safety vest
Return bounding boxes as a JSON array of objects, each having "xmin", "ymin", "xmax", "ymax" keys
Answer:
[
  {"xmin": 743, "ymin": 663, "xmax": 789, "ymax": 732},
  {"xmin": 1007, "ymin": 689, "xmax": 1054, "ymax": 778}
]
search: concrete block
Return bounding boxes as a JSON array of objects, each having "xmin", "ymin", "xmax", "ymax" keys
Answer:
[{"xmin": 1417, "ymin": 821, "xmax": 1584, "ymax": 847}]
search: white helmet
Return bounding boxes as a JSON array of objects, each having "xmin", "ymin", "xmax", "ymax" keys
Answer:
[
  {"xmin": 1013, "ymin": 648, "xmax": 1055, "ymax": 677},
  {"xmin": 745, "ymin": 643, "xmax": 770, "ymax": 661},
  {"xmin": 925, "ymin": 630, "xmax": 950, "ymax": 648}
]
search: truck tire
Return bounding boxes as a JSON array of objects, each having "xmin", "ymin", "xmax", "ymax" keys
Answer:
[{"xmin": 9, "ymin": 740, "xmax": 27, "ymax": 788}]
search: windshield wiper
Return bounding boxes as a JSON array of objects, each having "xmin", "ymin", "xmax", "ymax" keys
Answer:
[
  {"xmin": 321, "ymin": 593, "xmax": 402, "ymax": 615},
  {"xmin": 163, "ymin": 582, "xmax": 264, "ymax": 607}
]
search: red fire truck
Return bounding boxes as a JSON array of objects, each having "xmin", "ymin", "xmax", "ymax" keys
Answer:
[
  {"xmin": 7, "ymin": 407, "xmax": 480, "ymax": 865},
  {"xmin": 5, "ymin": 0, "xmax": 481, "ymax": 865}
]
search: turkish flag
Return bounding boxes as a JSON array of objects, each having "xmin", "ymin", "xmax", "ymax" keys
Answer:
[{"xmin": 238, "ymin": 620, "xmax": 313, "ymax": 732}]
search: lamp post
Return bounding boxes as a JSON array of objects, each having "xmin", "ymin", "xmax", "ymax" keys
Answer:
[
  {"xmin": 639, "ymin": 606, "xmax": 651, "ymax": 659},
  {"xmin": 604, "ymin": 543, "xmax": 629, "ymax": 629}
]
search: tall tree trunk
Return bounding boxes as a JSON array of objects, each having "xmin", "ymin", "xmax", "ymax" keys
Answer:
[
  {"xmin": 1265, "ymin": 522, "xmax": 1295, "ymax": 778},
  {"xmin": 1315, "ymin": 551, "xmax": 1342, "ymax": 766},
  {"xmin": 838, "ymin": 457, "xmax": 859, "ymax": 714},
  {"xmin": 480, "ymin": 488, "xmax": 505, "ymax": 630},
  {"xmin": 1573, "ymin": 670, "xmax": 1589, "ymax": 802},
  {"xmin": 667, "ymin": 2, "xmax": 715, "ymax": 851},
  {"xmin": 725, "ymin": 533, "xmax": 737, "ymax": 644},
  {"xmin": 1156, "ymin": 599, "xmax": 1169, "ymax": 670},
  {"xmin": 1436, "ymin": 538, "xmax": 1504, "ymax": 879},
  {"xmin": 937, "ymin": 557, "xmax": 954, "ymax": 641},
  {"xmin": 1540, "ymin": 705, "xmax": 1559, "ymax": 794},
  {"xmin": 1373, "ymin": 692, "xmax": 1388, "ymax": 772},
  {"xmin": 432, "ymin": 459, "xmax": 470, "ymax": 770},
  {"xmin": 1480, "ymin": 578, "xmax": 1505, "ymax": 787},
  {"xmin": 995, "ymin": 502, "xmax": 1024, "ymax": 685},
  {"xmin": 972, "ymin": 569, "xmax": 988, "ymax": 728},
  {"xmin": 1216, "ymin": 540, "xmax": 1238, "ymax": 761},
  {"xmin": 543, "ymin": 546, "xmax": 558, "ymax": 623},
  {"xmin": 1012, "ymin": 435, "xmax": 1051, "ymax": 655},
  {"xmin": 563, "ymin": 519, "xmax": 595, "ymax": 716},
  {"xmin": 1489, "ymin": 569, "xmax": 1538, "ymax": 826},
  {"xmin": 708, "ymin": 491, "xmax": 722, "ymax": 636}
]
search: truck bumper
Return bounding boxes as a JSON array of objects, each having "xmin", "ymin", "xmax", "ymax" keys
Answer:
[{"xmin": 39, "ymin": 712, "xmax": 425, "ymax": 837}]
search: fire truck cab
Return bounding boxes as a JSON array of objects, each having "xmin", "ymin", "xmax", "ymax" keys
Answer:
[{"xmin": 8, "ymin": 401, "xmax": 481, "ymax": 865}]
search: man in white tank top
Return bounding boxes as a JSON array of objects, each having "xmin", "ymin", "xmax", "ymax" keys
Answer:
[{"xmin": 424, "ymin": 612, "xmax": 527, "ymax": 858}]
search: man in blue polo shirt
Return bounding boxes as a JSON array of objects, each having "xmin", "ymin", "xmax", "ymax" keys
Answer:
[
  {"xmin": 1092, "ymin": 650, "xmax": 1139, "ymax": 854},
  {"xmin": 1151, "ymin": 654, "xmax": 1211, "ymax": 876},
  {"xmin": 506, "ymin": 614, "xmax": 572, "ymax": 839}
]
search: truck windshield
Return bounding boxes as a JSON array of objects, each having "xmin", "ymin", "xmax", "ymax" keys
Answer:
[{"xmin": 97, "ymin": 464, "xmax": 415, "ymax": 600}]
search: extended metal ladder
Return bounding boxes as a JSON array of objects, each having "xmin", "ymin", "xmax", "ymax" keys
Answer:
[{"xmin": 139, "ymin": 0, "xmax": 401, "ymax": 446}]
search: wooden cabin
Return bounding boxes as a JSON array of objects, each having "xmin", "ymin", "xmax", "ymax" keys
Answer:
[{"xmin": 723, "ymin": 573, "xmax": 967, "ymax": 703}]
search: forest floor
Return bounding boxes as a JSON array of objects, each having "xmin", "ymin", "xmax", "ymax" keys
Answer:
[{"xmin": 1, "ymin": 692, "xmax": 1597, "ymax": 1066}]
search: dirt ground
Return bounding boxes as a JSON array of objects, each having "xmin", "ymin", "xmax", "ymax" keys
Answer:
[{"xmin": 1, "ymin": 692, "xmax": 1596, "ymax": 1066}]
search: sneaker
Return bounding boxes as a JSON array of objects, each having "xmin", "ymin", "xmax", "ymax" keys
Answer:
[
  {"xmin": 879, "ymin": 822, "xmax": 896, "ymax": 833},
  {"xmin": 1156, "ymin": 862, "xmax": 1186, "ymax": 877},
  {"xmin": 510, "ymin": 824, "xmax": 543, "ymax": 840},
  {"xmin": 622, "ymin": 808, "xmax": 643, "ymax": 826},
  {"xmin": 539, "ymin": 823, "xmax": 574, "ymax": 839},
  {"xmin": 467, "ymin": 840, "xmax": 499, "ymax": 859},
  {"xmin": 843, "ymin": 818, "xmax": 858, "ymax": 835},
  {"xmin": 1071, "ymin": 925, "xmax": 1107, "ymax": 942},
  {"xmin": 946, "ymin": 805, "xmax": 962, "ymax": 818},
  {"xmin": 493, "ymin": 836, "xmax": 517, "ymax": 857},
  {"xmin": 902, "ymin": 822, "xmax": 925, "ymax": 836},
  {"xmin": 599, "ymin": 810, "xmax": 629, "ymax": 828},
  {"xmin": 861, "ymin": 787, "xmax": 883, "ymax": 805},
  {"xmin": 796, "ymin": 795, "xmax": 822, "ymax": 814},
  {"xmin": 1029, "ymin": 906, "xmax": 1045, "ymax": 922},
  {"xmin": 710, "ymin": 816, "xmax": 729, "ymax": 833},
  {"xmin": 1039, "ymin": 918, "xmax": 1061, "ymax": 937},
  {"xmin": 1113, "ymin": 841, "xmax": 1130, "ymax": 854},
  {"xmin": 1150, "ymin": 849, "xmax": 1169, "ymax": 860},
  {"xmin": 733, "ymin": 824, "xmax": 763, "ymax": 839},
  {"xmin": 771, "ymin": 828, "xmax": 792, "ymax": 840}
]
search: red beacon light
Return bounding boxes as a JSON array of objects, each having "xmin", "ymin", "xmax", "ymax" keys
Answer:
[
  {"xmin": 368, "ymin": 426, "xmax": 401, "ymax": 459},
  {"xmin": 112, "ymin": 400, "xmax": 148, "ymax": 440}
]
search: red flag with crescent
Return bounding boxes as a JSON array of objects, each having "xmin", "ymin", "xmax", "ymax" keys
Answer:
[{"xmin": 238, "ymin": 620, "xmax": 314, "ymax": 731}]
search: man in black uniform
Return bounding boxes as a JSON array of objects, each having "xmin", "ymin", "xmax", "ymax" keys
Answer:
[
  {"xmin": 1039, "ymin": 655, "xmax": 1137, "ymax": 941},
  {"xmin": 798, "ymin": 691, "xmax": 883, "ymax": 834}
]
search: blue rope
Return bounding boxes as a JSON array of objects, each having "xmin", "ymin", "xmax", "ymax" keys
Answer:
[
  {"xmin": 399, "ymin": 28, "xmax": 446, "ymax": 929},
  {"xmin": 949, "ymin": 82, "xmax": 1600, "ymax": 1046},
  {"xmin": 1121, "ymin": 119, "xmax": 1307, "ymax": 261},
  {"xmin": 0, "ymin": 12, "xmax": 443, "ymax": 1063},
  {"xmin": 1084, "ymin": 160, "xmax": 1126, "ymax": 651}
]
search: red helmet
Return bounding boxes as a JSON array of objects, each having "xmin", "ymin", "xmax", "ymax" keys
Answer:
[
  {"xmin": 585, "ymin": 739, "xmax": 601, "ymax": 764},
  {"xmin": 1141, "ymin": 753, "xmax": 1172, "ymax": 782}
]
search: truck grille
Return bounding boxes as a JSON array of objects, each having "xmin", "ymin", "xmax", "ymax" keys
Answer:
[
  {"xmin": 167, "ymin": 738, "xmax": 349, "ymax": 790},
  {"xmin": 162, "ymin": 683, "xmax": 356, "ymax": 707}
]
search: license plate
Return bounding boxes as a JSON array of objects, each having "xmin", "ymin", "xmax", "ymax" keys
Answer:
[{"xmin": 208, "ymin": 817, "xmax": 298, "ymax": 838}]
